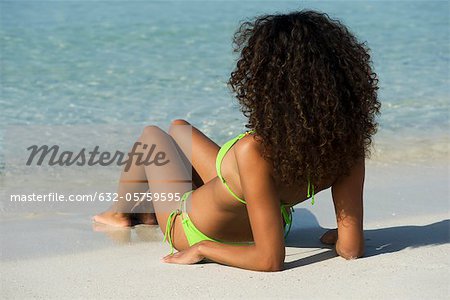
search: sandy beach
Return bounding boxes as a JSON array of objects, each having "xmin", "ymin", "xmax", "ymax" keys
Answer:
[
  {"xmin": 1, "ymin": 160, "xmax": 448, "ymax": 299},
  {"xmin": 1, "ymin": 1, "xmax": 449, "ymax": 299}
]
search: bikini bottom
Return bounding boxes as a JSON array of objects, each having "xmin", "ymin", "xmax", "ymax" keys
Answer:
[{"xmin": 163, "ymin": 190, "xmax": 293, "ymax": 255}]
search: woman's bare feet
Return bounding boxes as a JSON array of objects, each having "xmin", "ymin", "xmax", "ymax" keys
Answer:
[
  {"xmin": 93, "ymin": 211, "xmax": 158, "ymax": 227},
  {"xmin": 320, "ymin": 228, "xmax": 338, "ymax": 245},
  {"xmin": 92, "ymin": 211, "xmax": 131, "ymax": 227},
  {"xmin": 133, "ymin": 213, "xmax": 158, "ymax": 225}
]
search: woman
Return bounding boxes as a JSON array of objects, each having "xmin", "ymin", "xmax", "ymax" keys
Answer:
[{"xmin": 94, "ymin": 10, "xmax": 380, "ymax": 272}]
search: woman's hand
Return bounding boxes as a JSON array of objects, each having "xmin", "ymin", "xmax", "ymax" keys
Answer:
[
  {"xmin": 320, "ymin": 228, "xmax": 364, "ymax": 259},
  {"xmin": 320, "ymin": 228, "xmax": 338, "ymax": 245},
  {"xmin": 161, "ymin": 244, "xmax": 205, "ymax": 265}
]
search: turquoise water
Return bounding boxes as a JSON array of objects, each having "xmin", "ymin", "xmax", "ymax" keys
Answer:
[{"xmin": 1, "ymin": 1, "xmax": 449, "ymax": 162}]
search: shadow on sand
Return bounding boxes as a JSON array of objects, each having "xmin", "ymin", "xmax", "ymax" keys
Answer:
[
  {"xmin": 283, "ymin": 208, "xmax": 449, "ymax": 270},
  {"xmin": 92, "ymin": 208, "xmax": 449, "ymax": 270}
]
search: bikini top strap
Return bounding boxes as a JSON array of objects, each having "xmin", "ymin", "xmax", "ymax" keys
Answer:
[
  {"xmin": 307, "ymin": 176, "xmax": 315, "ymax": 205},
  {"xmin": 215, "ymin": 134, "xmax": 244, "ymax": 183},
  {"xmin": 281, "ymin": 205, "xmax": 294, "ymax": 239},
  {"xmin": 215, "ymin": 130, "xmax": 255, "ymax": 205}
]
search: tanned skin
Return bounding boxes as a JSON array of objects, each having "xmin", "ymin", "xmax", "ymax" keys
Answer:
[
  {"xmin": 94, "ymin": 119, "xmax": 365, "ymax": 272},
  {"xmin": 162, "ymin": 121, "xmax": 364, "ymax": 271}
]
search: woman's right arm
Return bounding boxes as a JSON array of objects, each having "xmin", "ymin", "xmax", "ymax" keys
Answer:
[{"xmin": 163, "ymin": 136, "xmax": 285, "ymax": 271}]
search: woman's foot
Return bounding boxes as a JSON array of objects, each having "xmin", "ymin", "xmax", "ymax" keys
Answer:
[
  {"xmin": 320, "ymin": 228, "xmax": 338, "ymax": 245},
  {"xmin": 92, "ymin": 211, "xmax": 131, "ymax": 227},
  {"xmin": 132, "ymin": 213, "xmax": 158, "ymax": 225}
]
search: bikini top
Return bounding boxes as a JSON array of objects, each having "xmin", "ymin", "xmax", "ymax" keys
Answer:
[{"xmin": 215, "ymin": 129, "xmax": 316, "ymax": 238}]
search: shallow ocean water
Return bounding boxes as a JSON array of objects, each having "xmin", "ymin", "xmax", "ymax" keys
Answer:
[{"xmin": 1, "ymin": 0, "xmax": 449, "ymax": 163}]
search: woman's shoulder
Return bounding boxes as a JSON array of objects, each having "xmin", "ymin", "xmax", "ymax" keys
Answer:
[
  {"xmin": 233, "ymin": 132, "xmax": 262, "ymax": 154},
  {"xmin": 232, "ymin": 133, "xmax": 274, "ymax": 174}
]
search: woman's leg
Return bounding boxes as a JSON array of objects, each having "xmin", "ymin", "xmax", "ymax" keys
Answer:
[
  {"xmin": 168, "ymin": 119, "xmax": 220, "ymax": 184},
  {"xmin": 93, "ymin": 120, "xmax": 220, "ymax": 227},
  {"xmin": 93, "ymin": 125, "xmax": 192, "ymax": 231},
  {"xmin": 131, "ymin": 119, "xmax": 221, "ymax": 219}
]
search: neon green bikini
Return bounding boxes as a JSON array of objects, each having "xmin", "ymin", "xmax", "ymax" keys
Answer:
[{"xmin": 163, "ymin": 130, "xmax": 315, "ymax": 254}]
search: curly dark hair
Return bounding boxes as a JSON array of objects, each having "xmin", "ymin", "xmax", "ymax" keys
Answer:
[{"xmin": 227, "ymin": 10, "xmax": 381, "ymax": 186}]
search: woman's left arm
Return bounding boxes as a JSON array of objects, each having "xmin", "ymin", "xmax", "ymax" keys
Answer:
[
  {"xmin": 325, "ymin": 158, "xmax": 365, "ymax": 259},
  {"xmin": 163, "ymin": 137, "xmax": 286, "ymax": 272}
]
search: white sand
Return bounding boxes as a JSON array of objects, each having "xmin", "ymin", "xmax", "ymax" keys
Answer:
[{"xmin": 1, "ymin": 161, "xmax": 449, "ymax": 299}]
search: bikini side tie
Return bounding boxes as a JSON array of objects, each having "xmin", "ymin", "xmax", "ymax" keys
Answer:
[
  {"xmin": 163, "ymin": 191, "xmax": 194, "ymax": 255},
  {"xmin": 163, "ymin": 209, "xmax": 180, "ymax": 255}
]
